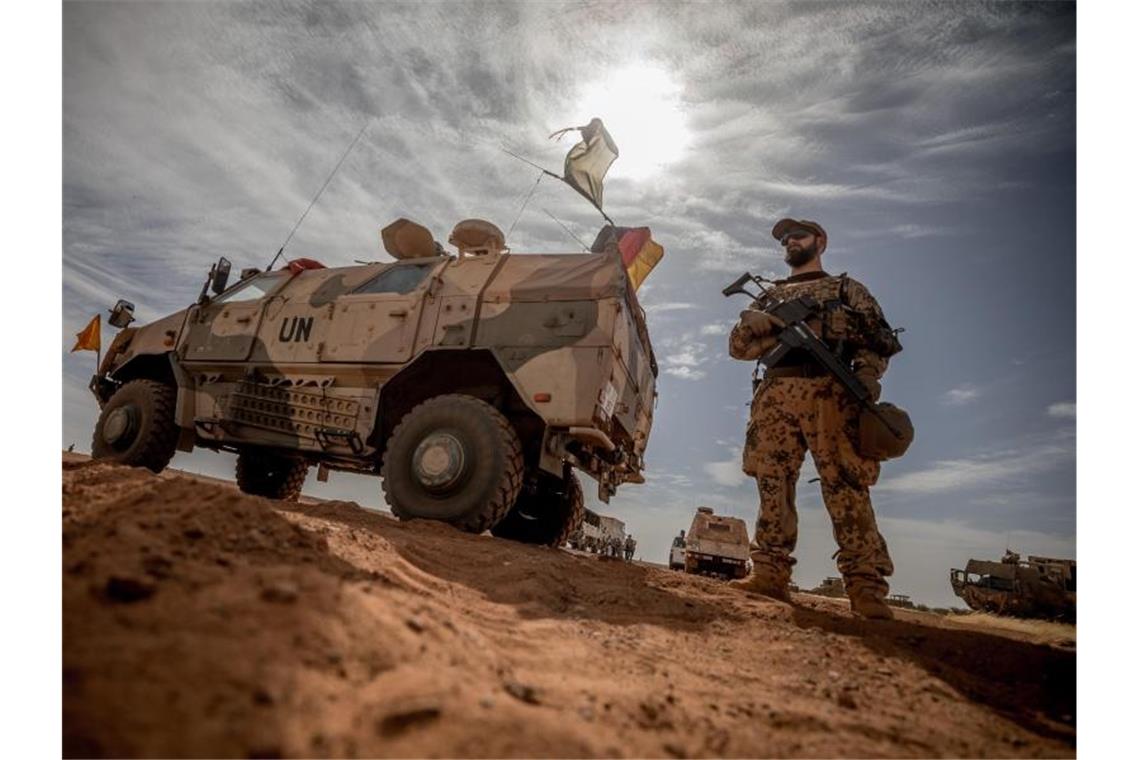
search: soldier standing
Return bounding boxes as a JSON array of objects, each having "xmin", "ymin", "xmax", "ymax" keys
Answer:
[
  {"xmin": 727, "ymin": 218, "xmax": 903, "ymax": 620},
  {"xmin": 624, "ymin": 534, "xmax": 636, "ymax": 561}
]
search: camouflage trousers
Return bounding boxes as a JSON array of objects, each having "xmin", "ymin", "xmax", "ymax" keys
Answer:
[{"xmin": 743, "ymin": 376, "xmax": 894, "ymax": 595}]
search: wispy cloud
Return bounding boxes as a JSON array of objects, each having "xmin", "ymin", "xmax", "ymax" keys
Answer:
[
  {"xmin": 664, "ymin": 365, "xmax": 707, "ymax": 381},
  {"xmin": 656, "ymin": 322, "xmax": 737, "ymax": 382},
  {"xmin": 703, "ymin": 458, "xmax": 747, "ymax": 488},
  {"xmin": 699, "ymin": 321, "xmax": 733, "ymax": 336},
  {"xmin": 644, "ymin": 301, "xmax": 698, "ymax": 315},
  {"xmin": 1047, "ymin": 401, "xmax": 1076, "ymax": 419},
  {"xmin": 941, "ymin": 384, "xmax": 980, "ymax": 406},
  {"xmin": 877, "ymin": 433, "xmax": 1074, "ymax": 495},
  {"xmin": 888, "ymin": 223, "xmax": 950, "ymax": 239}
]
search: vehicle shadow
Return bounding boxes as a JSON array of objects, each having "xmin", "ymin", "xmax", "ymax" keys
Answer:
[
  {"xmin": 277, "ymin": 499, "xmax": 739, "ymax": 632},
  {"xmin": 788, "ymin": 603, "xmax": 1076, "ymax": 746}
]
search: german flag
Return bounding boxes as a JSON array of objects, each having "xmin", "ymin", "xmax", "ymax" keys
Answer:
[{"xmin": 591, "ymin": 225, "xmax": 664, "ymax": 291}]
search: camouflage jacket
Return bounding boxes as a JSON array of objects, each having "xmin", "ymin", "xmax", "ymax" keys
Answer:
[{"xmin": 728, "ymin": 270, "xmax": 901, "ymax": 379}]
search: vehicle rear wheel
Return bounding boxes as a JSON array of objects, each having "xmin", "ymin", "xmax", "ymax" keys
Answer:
[
  {"xmin": 491, "ymin": 470, "xmax": 584, "ymax": 547},
  {"xmin": 91, "ymin": 379, "xmax": 180, "ymax": 473},
  {"xmin": 381, "ymin": 394, "xmax": 523, "ymax": 534},
  {"xmin": 236, "ymin": 449, "xmax": 308, "ymax": 501}
]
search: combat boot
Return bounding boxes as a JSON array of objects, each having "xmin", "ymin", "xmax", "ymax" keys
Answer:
[
  {"xmin": 729, "ymin": 568, "xmax": 791, "ymax": 602},
  {"xmin": 848, "ymin": 587, "xmax": 893, "ymax": 620}
]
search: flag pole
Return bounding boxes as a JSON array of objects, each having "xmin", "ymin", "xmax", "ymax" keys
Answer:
[
  {"xmin": 499, "ymin": 147, "xmax": 561, "ymax": 181},
  {"xmin": 499, "ymin": 147, "xmax": 617, "ymax": 228}
]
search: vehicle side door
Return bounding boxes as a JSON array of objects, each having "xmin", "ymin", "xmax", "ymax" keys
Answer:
[
  {"xmin": 180, "ymin": 271, "xmax": 290, "ymax": 362},
  {"xmin": 323, "ymin": 260, "xmax": 443, "ymax": 363}
]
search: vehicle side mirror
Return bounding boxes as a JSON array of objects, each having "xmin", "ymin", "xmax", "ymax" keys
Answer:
[
  {"xmin": 108, "ymin": 299, "xmax": 136, "ymax": 328},
  {"xmin": 211, "ymin": 257, "xmax": 232, "ymax": 294}
]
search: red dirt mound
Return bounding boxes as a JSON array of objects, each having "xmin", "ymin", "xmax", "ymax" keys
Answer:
[{"xmin": 62, "ymin": 458, "xmax": 1075, "ymax": 757}]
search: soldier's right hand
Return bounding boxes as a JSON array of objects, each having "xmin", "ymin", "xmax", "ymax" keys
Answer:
[{"xmin": 739, "ymin": 309, "xmax": 785, "ymax": 337}]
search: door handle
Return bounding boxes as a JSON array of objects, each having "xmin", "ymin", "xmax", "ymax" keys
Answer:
[
  {"xmin": 389, "ymin": 308, "xmax": 408, "ymax": 317},
  {"xmin": 235, "ymin": 315, "xmax": 253, "ymax": 323}
]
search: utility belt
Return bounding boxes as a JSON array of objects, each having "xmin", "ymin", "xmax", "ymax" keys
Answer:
[
  {"xmin": 750, "ymin": 361, "xmax": 832, "ymax": 394},
  {"xmin": 763, "ymin": 363, "xmax": 831, "ymax": 379}
]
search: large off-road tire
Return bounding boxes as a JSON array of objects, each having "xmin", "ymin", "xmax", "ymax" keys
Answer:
[
  {"xmin": 491, "ymin": 471, "xmax": 584, "ymax": 547},
  {"xmin": 381, "ymin": 394, "xmax": 523, "ymax": 534},
  {"xmin": 235, "ymin": 449, "xmax": 308, "ymax": 501},
  {"xmin": 91, "ymin": 379, "xmax": 180, "ymax": 473}
]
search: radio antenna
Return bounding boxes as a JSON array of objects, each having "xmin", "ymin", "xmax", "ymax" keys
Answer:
[
  {"xmin": 267, "ymin": 121, "xmax": 369, "ymax": 271},
  {"xmin": 542, "ymin": 208, "xmax": 590, "ymax": 252}
]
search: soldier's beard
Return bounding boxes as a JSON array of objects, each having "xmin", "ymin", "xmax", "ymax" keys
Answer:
[{"xmin": 784, "ymin": 242, "xmax": 818, "ymax": 268}]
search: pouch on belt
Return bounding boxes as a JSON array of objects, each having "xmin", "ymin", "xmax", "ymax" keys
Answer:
[{"xmin": 858, "ymin": 402, "xmax": 914, "ymax": 460}]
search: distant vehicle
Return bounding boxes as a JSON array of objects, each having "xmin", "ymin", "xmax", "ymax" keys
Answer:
[
  {"xmin": 683, "ymin": 507, "xmax": 749, "ymax": 579},
  {"xmin": 886, "ymin": 593, "xmax": 916, "ymax": 610},
  {"xmin": 807, "ymin": 577, "xmax": 847, "ymax": 598},
  {"xmin": 950, "ymin": 551, "xmax": 1075, "ymax": 622},
  {"xmin": 669, "ymin": 530, "xmax": 686, "ymax": 571},
  {"xmin": 568, "ymin": 509, "xmax": 625, "ymax": 554}
]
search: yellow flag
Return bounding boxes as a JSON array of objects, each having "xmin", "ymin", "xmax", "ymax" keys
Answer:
[{"xmin": 72, "ymin": 314, "xmax": 101, "ymax": 353}]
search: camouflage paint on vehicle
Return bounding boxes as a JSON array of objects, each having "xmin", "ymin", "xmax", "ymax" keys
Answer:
[{"xmin": 91, "ymin": 227, "xmax": 657, "ymax": 503}]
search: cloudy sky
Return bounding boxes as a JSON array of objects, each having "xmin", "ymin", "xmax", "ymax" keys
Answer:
[{"xmin": 62, "ymin": 1, "xmax": 1075, "ymax": 607}]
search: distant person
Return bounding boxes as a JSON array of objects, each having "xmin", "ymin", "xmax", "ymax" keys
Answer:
[
  {"xmin": 726, "ymin": 218, "xmax": 905, "ymax": 620},
  {"xmin": 672, "ymin": 530, "xmax": 686, "ymax": 548},
  {"xmin": 624, "ymin": 534, "xmax": 636, "ymax": 561},
  {"xmin": 67, "ymin": 443, "xmax": 75, "ymax": 453}
]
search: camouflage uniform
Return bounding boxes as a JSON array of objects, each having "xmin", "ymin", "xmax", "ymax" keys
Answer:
[{"xmin": 729, "ymin": 271, "xmax": 900, "ymax": 600}]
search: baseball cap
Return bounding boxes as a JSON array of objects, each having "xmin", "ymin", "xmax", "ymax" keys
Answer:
[{"xmin": 771, "ymin": 218, "xmax": 827, "ymax": 243}]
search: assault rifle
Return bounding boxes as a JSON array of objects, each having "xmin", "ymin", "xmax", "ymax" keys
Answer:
[{"xmin": 722, "ymin": 272, "xmax": 906, "ymax": 438}]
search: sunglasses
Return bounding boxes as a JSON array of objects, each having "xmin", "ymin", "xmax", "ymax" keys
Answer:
[{"xmin": 780, "ymin": 230, "xmax": 814, "ymax": 246}]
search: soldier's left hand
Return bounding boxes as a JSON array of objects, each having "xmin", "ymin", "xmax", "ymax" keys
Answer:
[{"xmin": 739, "ymin": 309, "xmax": 785, "ymax": 337}]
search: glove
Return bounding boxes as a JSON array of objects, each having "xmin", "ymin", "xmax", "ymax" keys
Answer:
[
  {"xmin": 855, "ymin": 369, "xmax": 882, "ymax": 402},
  {"xmin": 739, "ymin": 309, "xmax": 785, "ymax": 337},
  {"xmin": 752, "ymin": 334, "xmax": 778, "ymax": 356}
]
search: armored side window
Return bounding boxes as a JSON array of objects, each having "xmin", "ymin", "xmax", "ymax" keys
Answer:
[
  {"xmin": 354, "ymin": 263, "xmax": 435, "ymax": 295},
  {"xmin": 214, "ymin": 271, "xmax": 290, "ymax": 304}
]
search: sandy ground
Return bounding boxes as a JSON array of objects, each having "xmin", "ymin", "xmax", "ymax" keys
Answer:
[{"xmin": 62, "ymin": 454, "xmax": 1075, "ymax": 758}]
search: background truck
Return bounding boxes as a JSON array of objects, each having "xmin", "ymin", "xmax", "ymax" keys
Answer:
[
  {"xmin": 683, "ymin": 507, "xmax": 750, "ymax": 579},
  {"xmin": 568, "ymin": 509, "xmax": 626, "ymax": 554},
  {"xmin": 669, "ymin": 531, "xmax": 686, "ymax": 570},
  {"xmin": 88, "ymin": 218, "xmax": 657, "ymax": 548}
]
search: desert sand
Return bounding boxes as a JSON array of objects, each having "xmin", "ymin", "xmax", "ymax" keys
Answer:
[{"xmin": 62, "ymin": 455, "xmax": 1075, "ymax": 758}]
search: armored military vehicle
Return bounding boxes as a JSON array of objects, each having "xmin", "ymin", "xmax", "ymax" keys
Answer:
[
  {"xmin": 950, "ymin": 551, "xmax": 1076, "ymax": 622},
  {"xmin": 807, "ymin": 577, "xmax": 847, "ymax": 598},
  {"xmin": 88, "ymin": 218, "xmax": 657, "ymax": 547},
  {"xmin": 682, "ymin": 507, "xmax": 750, "ymax": 579}
]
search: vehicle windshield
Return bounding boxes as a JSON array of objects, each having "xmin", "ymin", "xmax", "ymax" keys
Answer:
[{"xmin": 215, "ymin": 271, "xmax": 290, "ymax": 303}]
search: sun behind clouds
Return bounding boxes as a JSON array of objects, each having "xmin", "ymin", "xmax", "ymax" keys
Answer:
[{"xmin": 574, "ymin": 63, "xmax": 690, "ymax": 181}]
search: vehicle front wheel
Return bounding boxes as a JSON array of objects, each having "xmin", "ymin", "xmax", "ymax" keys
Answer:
[
  {"xmin": 236, "ymin": 449, "xmax": 308, "ymax": 501},
  {"xmin": 381, "ymin": 394, "xmax": 523, "ymax": 534},
  {"xmin": 491, "ymin": 471, "xmax": 584, "ymax": 547},
  {"xmin": 91, "ymin": 379, "xmax": 180, "ymax": 473}
]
